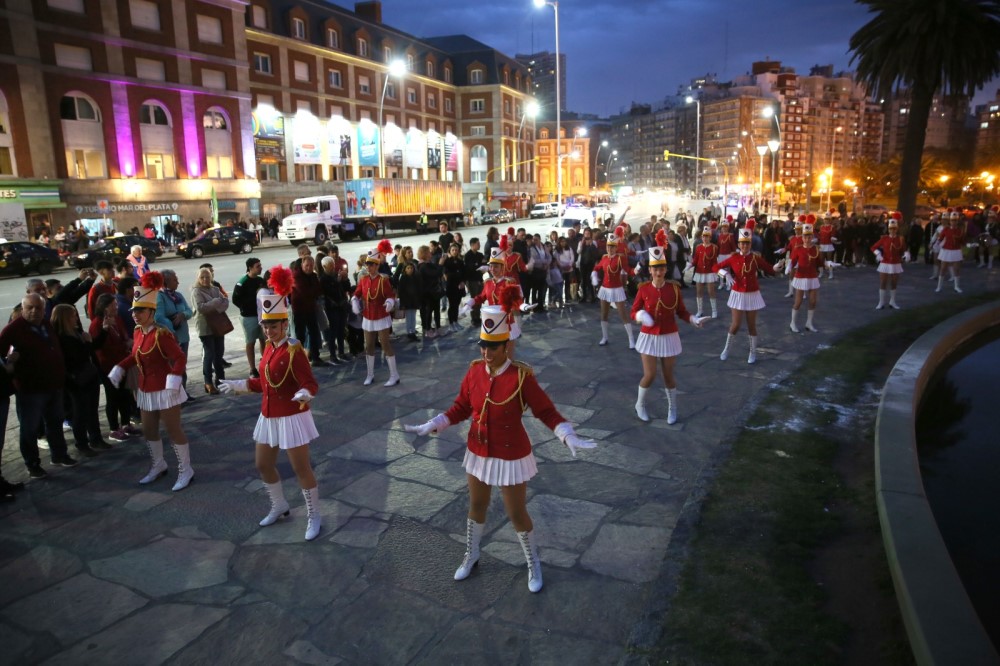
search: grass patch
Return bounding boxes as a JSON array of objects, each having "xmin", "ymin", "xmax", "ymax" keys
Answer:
[{"xmin": 653, "ymin": 292, "xmax": 998, "ymax": 665}]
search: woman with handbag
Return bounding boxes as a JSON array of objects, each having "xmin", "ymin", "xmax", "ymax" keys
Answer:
[
  {"xmin": 51, "ymin": 304, "xmax": 112, "ymax": 456},
  {"xmin": 90, "ymin": 293, "xmax": 139, "ymax": 442},
  {"xmin": 191, "ymin": 267, "xmax": 230, "ymax": 394},
  {"xmin": 442, "ymin": 242, "xmax": 467, "ymax": 332}
]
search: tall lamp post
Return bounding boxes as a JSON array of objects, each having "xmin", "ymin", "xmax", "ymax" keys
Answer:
[
  {"xmin": 827, "ymin": 126, "xmax": 842, "ymax": 211},
  {"xmin": 515, "ymin": 100, "xmax": 539, "ymax": 184},
  {"xmin": 756, "ymin": 144, "xmax": 768, "ymax": 210},
  {"xmin": 686, "ymin": 95, "xmax": 701, "ymax": 197},
  {"xmin": 534, "ymin": 0, "xmax": 561, "ymax": 208},
  {"xmin": 377, "ymin": 59, "xmax": 407, "ymax": 179},
  {"xmin": 763, "ymin": 105, "xmax": 781, "ymax": 215},
  {"xmin": 594, "ymin": 140, "xmax": 609, "ymax": 189}
]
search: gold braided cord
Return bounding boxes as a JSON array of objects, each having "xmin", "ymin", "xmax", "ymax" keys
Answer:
[
  {"xmin": 364, "ymin": 275, "xmax": 385, "ymax": 301},
  {"xmin": 263, "ymin": 343, "xmax": 299, "ymax": 389},
  {"xmin": 474, "ymin": 366, "xmax": 529, "ymax": 429}
]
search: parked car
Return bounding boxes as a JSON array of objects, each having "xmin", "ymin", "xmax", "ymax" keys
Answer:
[
  {"xmin": 555, "ymin": 205, "xmax": 595, "ymax": 229},
  {"xmin": 912, "ymin": 204, "xmax": 937, "ymax": 219},
  {"xmin": 72, "ymin": 234, "xmax": 163, "ymax": 269},
  {"xmin": 482, "ymin": 208, "xmax": 513, "ymax": 225},
  {"xmin": 530, "ymin": 202, "xmax": 558, "ymax": 219},
  {"xmin": 176, "ymin": 226, "xmax": 257, "ymax": 259},
  {"xmin": 0, "ymin": 240, "xmax": 64, "ymax": 276},
  {"xmin": 861, "ymin": 204, "xmax": 890, "ymax": 217}
]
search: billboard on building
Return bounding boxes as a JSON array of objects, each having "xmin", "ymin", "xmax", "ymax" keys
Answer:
[
  {"xmin": 357, "ymin": 120, "xmax": 379, "ymax": 167},
  {"xmin": 328, "ymin": 116, "xmax": 352, "ymax": 167},
  {"xmin": 292, "ymin": 113, "xmax": 322, "ymax": 164},
  {"xmin": 384, "ymin": 123, "xmax": 404, "ymax": 168},
  {"xmin": 252, "ymin": 108, "xmax": 285, "ymax": 164},
  {"xmin": 404, "ymin": 128, "xmax": 426, "ymax": 171},
  {"xmin": 444, "ymin": 133, "xmax": 459, "ymax": 172},
  {"xmin": 0, "ymin": 203, "xmax": 28, "ymax": 241},
  {"xmin": 427, "ymin": 130, "xmax": 442, "ymax": 169}
]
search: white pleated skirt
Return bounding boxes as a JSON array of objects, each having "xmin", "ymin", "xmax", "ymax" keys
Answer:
[
  {"xmin": 819, "ymin": 243, "xmax": 835, "ymax": 253},
  {"xmin": 937, "ymin": 248, "xmax": 963, "ymax": 262},
  {"xmin": 362, "ymin": 315, "xmax": 393, "ymax": 332},
  {"xmin": 510, "ymin": 320, "xmax": 522, "ymax": 340},
  {"xmin": 253, "ymin": 411, "xmax": 319, "ymax": 449},
  {"xmin": 693, "ymin": 272, "xmax": 715, "ymax": 284},
  {"xmin": 792, "ymin": 277, "xmax": 821, "ymax": 291},
  {"xmin": 598, "ymin": 286, "xmax": 627, "ymax": 303},
  {"xmin": 728, "ymin": 290, "xmax": 766, "ymax": 311},
  {"xmin": 136, "ymin": 387, "xmax": 187, "ymax": 412},
  {"xmin": 635, "ymin": 331, "xmax": 681, "ymax": 357},
  {"xmin": 877, "ymin": 263, "xmax": 903, "ymax": 275},
  {"xmin": 463, "ymin": 449, "xmax": 537, "ymax": 486}
]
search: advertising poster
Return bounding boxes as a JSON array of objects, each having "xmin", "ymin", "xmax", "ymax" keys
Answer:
[
  {"xmin": 252, "ymin": 108, "xmax": 285, "ymax": 164},
  {"xmin": 357, "ymin": 120, "xmax": 379, "ymax": 167},
  {"xmin": 384, "ymin": 123, "xmax": 405, "ymax": 168},
  {"xmin": 344, "ymin": 179, "xmax": 375, "ymax": 217},
  {"xmin": 427, "ymin": 130, "xmax": 441, "ymax": 169},
  {"xmin": 0, "ymin": 203, "xmax": 28, "ymax": 241},
  {"xmin": 327, "ymin": 116, "xmax": 352, "ymax": 167},
  {"xmin": 292, "ymin": 113, "xmax": 322, "ymax": 164},
  {"xmin": 404, "ymin": 128, "xmax": 426, "ymax": 171},
  {"xmin": 444, "ymin": 132, "xmax": 459, "ymax": 172}
]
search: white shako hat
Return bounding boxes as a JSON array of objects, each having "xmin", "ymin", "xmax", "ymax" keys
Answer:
[
  {"xmin": 479, "ymin": 304, "xmax": 510, "ymax": 346},
  {"xmin": 259, "ymin": 265, "xmax": 292, "ymax": 321},
  {"xmin": 489, "ymin": 247, "xmax": 505, "ymax": 264}
]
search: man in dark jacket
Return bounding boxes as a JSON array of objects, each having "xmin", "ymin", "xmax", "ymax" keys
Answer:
[
  {"xmin": 232, "ymin": 257, "xmax": 266, "ymax": 377},
  {"xmin": 464, "ymin": 238, "xmax": 486, "ymax": 326}
]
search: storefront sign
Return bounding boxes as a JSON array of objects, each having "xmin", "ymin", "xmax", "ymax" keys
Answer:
[{"xmin": 74, "ymin": 202, "xmax": 180, "ymax": 215}]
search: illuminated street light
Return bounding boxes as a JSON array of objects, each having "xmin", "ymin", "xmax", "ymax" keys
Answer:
[
  {"xmin": 594, "ymin": 140, "xmax": 609, "ymax": 189},
  {"xmin": 515, "ymin": 100, "xmax": 539, "ymax": 183},
  {"xmin": 686, "ymin": 95, "xmax": 701, "ymax": 196},
  {"xmin": 377, "ymin": 59, "xmax": 407, "ymax": 178},
  {"xmin": 756, "ymin": 145, "xmax": 768, "ymax": 207}
]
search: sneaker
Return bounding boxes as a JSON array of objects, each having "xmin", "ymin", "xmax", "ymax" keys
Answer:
[
  {"xmin": 92, "ymin": 440, "xmax": 114, "ymax": 451},
  {"xmin": 124, "ymin": 424, "xmax": 142, "ymax": 436},
  {"xmin": 109, "ymin": 430, "xmax": 129, "ymax": 443},
  {"xmin": 37, "ymin": 437, "xmax": 50, "ymax": 451},
  {"xmin": 62, "ymin": 421, "xmax": 72, "ymax": 432},
  {"xmin": 27, "ymin": 465, "xmax": 48, "ymax": 479},
  {"xmin": 74, "ymin": 447, "xmax": 98, "ymax": 458},
  {"xmin": 407, "ymin": 333, "xmax": 420, "ymax": 342},
  {"xmin": 51, "ymin": 455, "xmax": 78, "ymax": 468}
]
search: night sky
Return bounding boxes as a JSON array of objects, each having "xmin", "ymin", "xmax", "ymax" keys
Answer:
[{"xmin": 379, "ymin": 0, "xmax": 997, "ymax": 117}]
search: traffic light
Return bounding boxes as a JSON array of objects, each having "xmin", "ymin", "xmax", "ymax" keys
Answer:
[{"xmin": 663, "ymin": 150, "xmax": 670, "ymax": 160}]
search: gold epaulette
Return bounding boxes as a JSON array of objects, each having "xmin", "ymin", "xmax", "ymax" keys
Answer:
[
  {"xmin": 511, "ymin": 360, "xmax": 534, "ymax": 375},
  {"xmin": 469, "ymin": 358, "xmax": 486, "ymax": 368}
]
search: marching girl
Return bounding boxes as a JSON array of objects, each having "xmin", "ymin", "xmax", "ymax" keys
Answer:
[
  {"xmin": 461, "ymin": 247, "xmax": 535, "ymax": 355},
  {"xmin": 219, "ymin": 266, "xmax": 322, "ymax": 541},
  {"xmin": 713, "ymin": 221, "xmax": 776, "ymax": 364},
  {"xmin": 786, "ymin": 222, "xmax": 825, "ymax": 332},
  {"xmin": 351, "ymin": 239, "xmax": 401, "ymax": 386},
  {"xmin": 631, "ymin": 233, "xmax": 705, "ymax": 424},
  {"xmin": 871, "ymin": 212, "xmax": 909, "ymax": 309},
  {"xmin": 405, "ymin": 290, "xmax": 596, "ymax": 593},
  {"xmin": 818, "ymin": 211, "xmax": 837, "ymax": 279},
  {"xmin": 780, "ymin": 215, "xmax": 807, "ymax": 297},
  {"xmin": 592, "ymin": 225, "xmax": 636, "ymax": 348},
  {"xmin": 715, "ymin": 217, "xmax": 737, "ymax": 290},
  {"xmin": 108, "ymin": 272, "xmax": 195, "ymax": 491},
  {"xmin": 502, "ymin": 227, "xmax": 528, "ymax": 279},
  {"xmin": 935, "ymin": 210, "xmax": 967, "ymax": 293},
  {"xmin": 691, "ymin": 225, "xmax": 719, "ymax": 318}
]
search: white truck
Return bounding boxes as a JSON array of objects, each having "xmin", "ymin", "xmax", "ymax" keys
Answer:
[{"xmin": 278, "ymin": 178, "xmax": 464, "ymax": 246}]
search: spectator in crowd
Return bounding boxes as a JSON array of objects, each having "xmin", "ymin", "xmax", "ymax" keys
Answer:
[
  {"xmin": 442, "ymin": 242, "xmax": 467, "ymax": 332},
  {"xmin": 87, "ymin": 260, "xmax": 117, "ymax": 320},
  {"xmin": 232, "ymin": 257, "xmax": 267, "ymax": 377},
  {"xmin": 526, "ymin": 233, "xmax": 551, "ymax": 311},
  {"xmin": 51, "ymin": 304, "xmax": 111, "ymax": 457},
  {"xmin": 290, "ymin": 255, "xmax": 329, "ymax": 367},
  {"xmin": 416, "ymin": 245, "xmax": 444, "ymax": 338},
  {"xmin": 319, "ymin": 256, "xmax": 349, "ymax": 363},
  {"xmin": 393, "ymin": 246, "xmax": 421, "ymax": 341},
  {"xmin": 576, "ymin": 228, "xmax": 600, "ymax": 303},
  {"xmin": 127, "ymin": 245, "xmax": 150, "ymax": 279},
  {"xmin": 90, "ymin": 292, "xmax": 138, "ymax": 442},
  {"xmin": 155, "ymin": 269, "xmax": 193, "ymax": 398},
  {"xmin": 191, "ymin": 267, "xmax": 230, "ymax": 394},
  {"xmin": 115, "ymin": 278, "xmax": 137, "ymax": 334},
  {"xmin": 463, "ymin": 238, "xmax": 487, "ymax": 327},
  {"xmin": 0, "ymin": 350, "xmax": 17, "ymax": 500}
]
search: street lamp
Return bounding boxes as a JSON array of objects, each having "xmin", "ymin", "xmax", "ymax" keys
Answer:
[
  {"xmin": 763, "ymin": 105, "xmax": 781, "ymax": 214},
  {"xmin": 828, "ymin": 126, "xmax": 842, "ymax": 211},
  {"xmin": 594, "ymin": 140, "xmax": 609, "ymax": 189},
  {"xmin": 377, "ymin": 58, "xmax": 407, "ymax": 179},
  {"xmin": 557, "ymin": 150, "xmax": 579, "ymax": 210},
  {"xmin": 767, "ymin": 138, "xmax": 780, "ymax": 215},
  {"xmin": 604, "ymin": 149, "xmax": 618, "ymax": 184},
  {"xmin": 756, "ymin": 144, "xmax": 768, "ymax": 209},
  {"xmin": 686, "ymin": 95, "xmax": 700, "ymax": 197},
  {"xmin": 515, "ymin": 100, "xmax": 539, "ymax": 184},
  {"xmin": 534, "ymin": 0, "xmax": 561, "ymax": 207}
]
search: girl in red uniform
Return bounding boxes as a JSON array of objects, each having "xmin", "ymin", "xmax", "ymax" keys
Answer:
[
  {"xmin": 592, "ymin": 225, "xmax": 636, "ymax": 348},
  {"xmin": 787, "ymin": 223, "xmax": 825, "ymax": 332},
  {"xmin": 935, "ymin": 211, "xmax": 966, "ymax": 293},
  {"xmin": 405, "ymin": 297, "xmax": 595, "ymax": 593},
  {"xmin": 871, "ymin": 212, "xmax": 910, "ymax": 309},
  {"xmin": 818, "ymin": 211, "xmax": 837, "ymax": 279},
  {"xmin": 713, "ymin": 221, "xmax": 776, "ymax": 364},
  {"xmin": 108, "ymin": 272, "xmax": 195, "ymax": 491},
  {"xmin": 220, "ymin": 266, "xmax": 323, "ymax": 541},
  {"xmin": 631, "ymin": 233, "xmax": 705, "ymax": 424},
  {"xmin": 351, "ymin": 239, "xmax": 400, "ymax": 386},
  {"xmin": 691, "ymin": 225, "xmax": 719, "ymax": 318},
  {"xmin": 461, "ymin": 247, "xmax": 534, "ymax": 354},
  {"xmin": 779, "ymin": 215, "xmax": 807, "ymax": 297},
  {"xmin": 716, "ymin": 218, "xmax": 737, "ymax": 290}
]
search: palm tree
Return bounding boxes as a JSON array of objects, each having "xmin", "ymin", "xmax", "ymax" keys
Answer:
[{"xmin": 849, "ymin": 0, "xmax": 1000, "ymax": 221}]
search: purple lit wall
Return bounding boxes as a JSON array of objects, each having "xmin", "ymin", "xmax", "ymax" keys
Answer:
[
  {"xmin": 180, "ymin": 93, "xmax": 201, "ymax": 178},
  {"xmin": 110, "ymin": 84, "xmax": 135, "ymax": 177}
]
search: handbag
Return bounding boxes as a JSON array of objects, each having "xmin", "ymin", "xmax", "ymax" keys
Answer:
[{"xmin": 205, "ymin": 309, "xmax": 234, "ymax": 336}]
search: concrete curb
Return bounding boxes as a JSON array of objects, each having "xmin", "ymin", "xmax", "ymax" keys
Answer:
[{"xmin": 875, "ymin": 302, "xmax": 1000, "ymax": 665}]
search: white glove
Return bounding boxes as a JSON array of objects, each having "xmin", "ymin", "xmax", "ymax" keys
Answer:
[
  {"xmin": 591, "ymin": 271, "xmax": 600, "ymax": 287},
  {"xmin": 635, "ymin": 310, "xmax": 654, "ymax": 327},
  {"xmin": 478, "ymin": 265, "xmax": 491, "ymax": 273},
  {"xmin": 773, "ymin": 258, "xmax": 785, "ymax": 272},
  {"xmin": 874, "ymin": 250, "xmax": 883, "ymax": 263},
  {"xmin": 519, "ymin": 302, "xmax": 537, "ymax": 313},
  {"xmin": 903, "ymin": 251, "xmax": 911, "ymax": 262},
  {"xmin": 784, "ymin": 260, "xmax": 793, "ymax": 276},
  {"xmin": 384, "ymin": 298, "xmax": 396, "ymax": 313},
  {"xmin": 716, "ymin": 269, "xmax": 728, "ymax": 281},
  {"xmin": 774, "ymin": 247, "xmax": 786, "ymax": 255},
  {"xmin": 292, "ymin": 388, "xmax": 314, "ymax": 404},
  {"xmin": 553, "ymin": 422, "xmax": 597, "ymax": 458},
  {"xmin": 218, "ymin": 379, "xmax": 249, "ymax": 395},
  {"xmin": 165, "ymin": 374, "xmax": 183, "ymax": 391},
  {"xmin": 458, "ymin": 297, "xmax": 474, "ymax": 316},
  {"xmin": 108, "ymin": 365, "xmax": 125, "ymax": 388},
  {"xmin": 351, "ymin": 297, "xmax": 362, "ymax": 315},
  {"xmin": 525, "ymin": 260, "xmax": 535, "ymax": 272},
  {"xmin": 403, "ymin": 413, "xmax": 451, "ymax": 436}
]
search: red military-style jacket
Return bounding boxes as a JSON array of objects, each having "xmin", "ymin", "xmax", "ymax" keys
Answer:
[
  {"xmin": 939, "ymin": 225, "xmax": 966, "ymax": 251},
  {"xmin": 790, "ymin": 244, "xmax": 825, "ymax": 279},
  {"xmin": 784, "ymin": 235, "xmax": 804, "ymax": 255},
  {"xmin": 117, "ymin": 325, "xmax": 187, "ymax": 392},
  {"xmin": 503, "ymin": 253, "xmax": 528, "ymax": 276},
  {"xmin": 692, "ymin": 243, "xmax": 719, "ymax": 274},
  {"xmin": 818, "ymin": 224, "xmax": 835, "ymax": 246},
  {"xmin": 594, "ymin": 253, "xmax": 633, "ymax": 289},
  {"xmin": 631, "ymin": 280, "xmax": 694, "ymax": 334},
  {"xmin": 248, "ymin": 338, "xmax": 319, "ymax": 417},
  {"xmin": 717, "ymin": 232, "xmax": 737, "ymax": 255},
  {"xmin": 871, "ymin": 234, "xmax": 906, "ymax": 264},
  {"xmin": 444, "ymin": 359, "xmax": 565, "ymax": 461},
  {"xmin": 713, "ymin": 251, "xmax": 776, "ymax": 293},
  {"xmin": 354, "ymin": 273, "xmax": 396, "ymax": 321}
]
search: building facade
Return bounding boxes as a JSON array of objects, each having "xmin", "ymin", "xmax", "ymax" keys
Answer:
[{"xmin": 515, "ymin": 50, "xmax": 565, "ymax": 116}]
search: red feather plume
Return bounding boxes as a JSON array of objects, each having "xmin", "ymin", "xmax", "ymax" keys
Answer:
[
  {"xmin": 797, "ymin": 214, "xmax": 807, "ymax": 223},
  {"xmin": 496, "ymin": 281, "xmax": 523, "ymax": 314},
  {"xmin": 655, "ymin": 228, "xmax": 668, "ymax": 248},
  {"xmin": 805, "ymin": 213, "xmax": 816, "ymax": 225},
  {"xmin": 268, "ymin": 265, "xmax": 294, "ymax": 297},
  {"xmin": 377, "ymin": 238, "xmax": 393, "ymax": 255},
  {"xmin": 507, "ymin": 227, "xmax": 515, "ymax": 237},
  {"xmin": 499, "ymin": 235, "xmax": 509, "ymax": 253},
  {"xmin": 140, "ymin": 271, "xmax": 164, "ymax": 290},
  {"xmin": 614, "ymin": 225, "xmax": 625, "ymax": 240},
  {"xmin": 746, "ymin": 218, "xmax": 756, "ymax": 233},
  {"xmin": 890, "ymin": 211, "xmax": 903, "ymax": 221}
]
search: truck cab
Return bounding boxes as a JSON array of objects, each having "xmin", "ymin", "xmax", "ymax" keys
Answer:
[{"xmin": 279, "ymin": 195, "xmax": 342, "ymax": 246}]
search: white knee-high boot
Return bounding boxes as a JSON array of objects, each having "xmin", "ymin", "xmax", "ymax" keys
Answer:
[
  {"xmin": 790, "ymin": 308, "xmax": 799, "ymax": 333},
  {"xmin": 748, "ymin": 336, "xmax": 758, "ymax": 364},
  {"xmin": 624, "ymin": 323, "xmax": 635, "ymax": 349},
  {"xmin": 695, "ymin": 297, "xmax": 703, "ymax": 318},
  {"xmin": 954, "ymin": 276, "xmax": 962, "ymax": 293},
  {"xmin": 720, "ymin": 333, "xmax": 734, "ymax": 361},
  {"xmin": 384, "ymin": 356, "xmax": 400, "ymax": 387},
  {"xmin": 665, "ymin": 388, "xmax": 677, "ymax": 425},
  {"xmin": 876, "ymin": 289, "xmax": 887, "ymax": 310},
  {"xmin": 889, "ymin": 290, "xmax": 899, "ymax": 309},
  {"xmin": 139, "ymin": 439, "xmax": 167, "ymax": 485},
  {"xmin": 710, "ymin": 298, "xmax": 718, "ymax": 318},
  {"xmin": 805, "ymin": 309, "xmax": 817, "ymax": 332},
  {"xmin": 935, "ymin": 272, "xmax": 944, "ymax": 292},
  {"xmin": 260, "ymin": 480, "xmax": 290, "ymax": 526},
  {"xmin": 599, "ymin": 321, "xmax": 609, "ymax": 346},
  {"xmin": 364, "ymin": 354, "xmax": 375, "ymax": 385},
  {"xmin": 635, "ymin": 386, "xmax": 650, "ymax": 422},
  {"xmin": 455, "ymin": 518, "xmax": 484, "ymax": 581},
  {"xmin": 171, "ymin": 443, "xmax": 194, "ymax": 491},
  {"xmin": 302, "ymin": 486, "xmax": 321, "ymax": 541},
  {"xmin": 516, "ymin": 529, "xmax": 543, "ymax": 593}
]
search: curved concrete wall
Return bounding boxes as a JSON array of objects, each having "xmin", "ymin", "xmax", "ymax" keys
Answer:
[{"xmin": 875, "ymin": 302, "xmax": 1000, "ymax": 665}]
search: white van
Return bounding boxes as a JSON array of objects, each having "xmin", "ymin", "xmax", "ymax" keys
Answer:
[
  {"xmin": 279, "ymin": 195, "xmax": 343, "ymax": 245},
  {"xmin": 530, "ymin": 202, "xmax": 558, "ymax": 219},
  {"xmin": 555, "ymin": 205, "xmax": 595, "ymax": 229}
]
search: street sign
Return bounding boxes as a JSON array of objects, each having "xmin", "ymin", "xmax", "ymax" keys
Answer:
[{"xmin": 97, "ymin": 199, "xmax": 109, "ymax": 214}]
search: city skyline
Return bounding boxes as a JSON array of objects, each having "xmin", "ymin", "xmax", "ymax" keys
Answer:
[{"xmin": 383, "ymin": 0, "xmax": 998, "ymax": 117}]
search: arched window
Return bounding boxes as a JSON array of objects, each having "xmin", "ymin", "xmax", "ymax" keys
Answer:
[
  {"xmin": 203, "ymin": 107, "xmax": 233, "ymax": 178},
  {"xmin": 139, "ymin": 99, "xmax": 174, "ymax": 178},
  {"xmin": 470, "ymin": 144, "xmax": 487, "ymax": 183},
  {"xmin": 0, "ymin": 92, "xmax": 16, "ymax": 176},
  {"xmin": 60, "ymin": 92, "xmax": 106, "ymax": 178}
]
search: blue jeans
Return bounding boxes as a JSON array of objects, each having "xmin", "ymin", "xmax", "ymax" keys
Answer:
[
  {"xmin": 16, "ymin": 391, "xmax": 69, "ymax": 467},
  {"xmin": 199, "ymin": 335, "xmax": 226, "ymax": 384}
]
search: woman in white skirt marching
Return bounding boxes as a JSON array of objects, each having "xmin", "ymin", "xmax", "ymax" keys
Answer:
[
  {"xmin": 592, "ymin": 225, "xmax": 636, "ymax": 348},
  {"xmin": 691, "ymin": 225, "xmax": 720, "ymax": 318},
  {"xmin": 405, "ymin": 302, "xmax": 595, "ymax": 593},
  {"xmin": 871, "ymin": 212, "xmax": 909, "ymax": 309},
  {"xmin": 934, "ymin": 210, "xmax": 967, "ymax": 293},
  {"xmin": 713, "ymin": 221, "xmax": 776, "ymax": 364},
  {"xmin": 352, "ymin": 239, "xmax": 400, "ymax": 386},
  {"xmin": 219, "ymin": 265, "xmax": 323, "ymax": 541},
  {"xmin": 631, "ymin": 234, "xmax": 705, "ymax": 424},
  {"xmin": 786, "ymin": 222, "xmax": 825, "ymax": 332}
]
